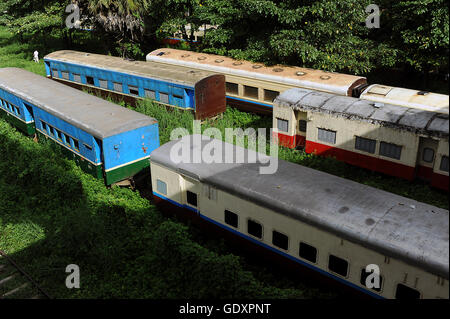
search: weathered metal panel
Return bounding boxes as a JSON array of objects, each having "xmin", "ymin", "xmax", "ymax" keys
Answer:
[{"xmin": 194, "ymin": 74, "xmax": 226, "ymax": 120}]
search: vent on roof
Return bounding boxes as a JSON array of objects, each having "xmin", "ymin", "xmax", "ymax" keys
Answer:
[
  {"xmin": 233, "ymin": 61, "xmax": 243, "ymax": 66},
  {"xmin": 368, "ymin": 85, "xmax": 392, "ymax": 96},
  {"xmin": 273, "ymin": 68, "xmax": 284, "ymax": 72},
  {"xmin": 320, "ymin": 75, "xmax": 331, "ymax": 80},
  {"xmin": 85, "ymin": 53, "xmax": 90, "ymax": 56},
  {"xmin": 157, "ymin": 52, "xmax": 165, "ymax": 56},
  {"xmin": 215, "ymin": 59, "xmax": 224, "ymax": 63},
  {"xmin": 417, "ymin": 91, "xmax": 429, "ymax": 95},
  {"xmin": 181, "ymin": 54, "xmax": 190, "ymax": 58},
  {"xmin": 252, "ymin": 65, "xmax": 263, "ymax": 69},
  {"xmin": 198, "ymin": 56, "xmax": 207, "ymax": 60},
  {"xmin": 296, "ymin": 71, "xmax": 307, "ymax": 76}
]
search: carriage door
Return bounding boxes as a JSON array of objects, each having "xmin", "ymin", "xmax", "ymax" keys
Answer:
[{"xmin": 416, "ymin": 137, "xmax": 438, "ymax": 181}]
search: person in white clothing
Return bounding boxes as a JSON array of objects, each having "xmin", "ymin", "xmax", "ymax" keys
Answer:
[{"xmin": 33, "ymin": 50, "xmax": 39, "ymax": 63}]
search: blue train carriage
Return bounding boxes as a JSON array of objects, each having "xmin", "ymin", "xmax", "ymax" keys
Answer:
[
  {"xmin": 150, "ymin": 135, "xmax": 449, "ymax": 299},
  {"xmin": 0, "ymin": 76, "xmax": 36, "ymax": 136},
  {"xmin": 0, "ymin": 68, "xmax": 159, "ymax": 185},
  {"xmin": 43, "ymin": 50, "xmax": 226, "ymax": 120}
]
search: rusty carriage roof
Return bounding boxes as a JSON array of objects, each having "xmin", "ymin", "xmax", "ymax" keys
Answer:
[
  {"xmin": 274, "ymin": 88, "xmax": 449, "ymax": 138},
  {"xmin": 150, "ymin": 135, "xmax": 449, "ymax": 278},
  {"xmin": 45, "ymin": 50, "xmax": 220, "ymax": 87},
  {"xmin": 147, "ymin": 48, "xmax": 367, "ymax": 96},
  {"xmin": 0, "ymin": 68, "xmax": 157, "ymax": 138}
]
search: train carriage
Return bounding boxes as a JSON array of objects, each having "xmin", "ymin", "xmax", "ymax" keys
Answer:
[
  {"xmin": 44, "ymin": 50, "xmax": 226, "ymax": 120},
  {"xmin": 0, "ymin": 68, "xmax": 160, "ymax": 185},
  {"xmin": 147, "ymin": 48, "xmax": 449, "ymax": 114},
  {"xmin": 146, "ymin": 48, "xmax": 367, "ymax": 114},
  {"xmin": 273, "ymin": 88, "xmax": 449, "ymax": 191},
  {"xmin": 150, "ymin": 135, "xmax": 449, "ymax": 299}
]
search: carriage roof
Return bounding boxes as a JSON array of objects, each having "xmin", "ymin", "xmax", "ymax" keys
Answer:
[
  {"xmin": 274, "ymin": 88, "xmax": 449, "ymax": 138},
  {"xmin": 147, "ymin": 48, "xmax": 367, "ymax": 96},
  {"xmin": 0, "ymin": 68, "xmax": 157, "ymax": 138},
  {"xmin": 150, "ymin": 135, "xmax": 449, "ymax": 278},
  {"xmin": 360, "ymin": 84, "xmax": 449, "ymax": 114},
  {"xmin": 45, "ymin": 50, "xmax": 218, "ymax": 87}
]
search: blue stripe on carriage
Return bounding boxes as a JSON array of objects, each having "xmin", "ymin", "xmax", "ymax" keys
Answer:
[
  {"xmin": 226, "ymin": 96, "xmax": 273, "ymax": 108},
  {"xmin": 152, "ymin": 191, "xmax": 384, "ymax": 299}
]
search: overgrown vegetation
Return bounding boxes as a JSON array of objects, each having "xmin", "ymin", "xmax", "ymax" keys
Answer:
[{"xmin": 1, "ymin": 119, "xmax": 338, "ymax": 298}]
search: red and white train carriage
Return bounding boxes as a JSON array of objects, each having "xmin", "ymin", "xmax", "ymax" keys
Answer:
[{"xmin": 273, "ymin": 88, "xmax": 449, "ymax": 191}]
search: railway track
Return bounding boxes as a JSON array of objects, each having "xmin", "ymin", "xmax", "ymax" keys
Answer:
[{"xmin": 0, "ymin": 250, "xmax": 51, "ymax": 299}]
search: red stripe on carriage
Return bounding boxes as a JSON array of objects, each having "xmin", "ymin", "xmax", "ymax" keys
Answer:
[{"xmin": 304, "ymin": 140, "xmax": 416, "ymax": 181}]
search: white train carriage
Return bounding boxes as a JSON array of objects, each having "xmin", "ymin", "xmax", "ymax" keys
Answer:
[
  {"xmin": 147, "ymin": 48, "xmax": 367, "ymax": 113},
  {"xmin": 358, "ymin": 84, "xmax": 449, "ymax": 114},
  {"xmin": 150, "ymin": 135, "xmax": 449, "ymax": 299},
  {"xmin": 273, "ymin": 89, "xmax": 449, "ymax": 191},
  {"xmin": 147, "ymin": 48, "xmax": 449, "ymax": 114}
]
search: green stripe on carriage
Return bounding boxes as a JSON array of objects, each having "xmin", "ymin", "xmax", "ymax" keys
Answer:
[
  {"xmin": 36, "ymin": 131, "xmax": 104, "ymax": 180},
  {"xmin": 0, "ymin": 109, "xmax": 35, "ymax": 136},
  {"xmin": 105, "ymin": 158, "xmax": 150, "ymax": 185}
]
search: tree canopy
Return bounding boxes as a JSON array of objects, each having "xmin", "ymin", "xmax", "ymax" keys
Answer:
[{"xmin": 1, "ymin": 0, "xmax": 448, "ymax": 77}]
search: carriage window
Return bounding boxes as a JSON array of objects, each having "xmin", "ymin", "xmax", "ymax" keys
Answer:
[
  {"xmin": 355, "ymin": 136, "xmax": 376, "ymax": 154},
  {"xmin": 395, "ymin": 284, "xmax": 420, "ymax": 299},
  {"xmin": 64, "ymin": 134, "xmax": 71, "ymax": 145},
  {"xmin": 41, "ymin": 121, "xmax": 47, "ymax": 131},
  {"xmin": 55, "ymin": 129, "xmax": 63, "ymax": 141},
  {"xmin": 247, "ymin": 219, "xmax": 263, "ymax": 239},
  {"xmin": 422, "ymin": 148, "xmax": 435, "ymax": 163},
  {"xmin": 264, "ymin": 89, "xmax": 279, "ymax": 102},
  {"xmin": 440, "ymin": 156, "xmax": 449, "ymax": 172},
  {"xmin": 244, "ymin": 85, "xmax": 259, "ymax": 99},
  {"xmin": 226, "ymin": 82, "xmax": 239, "ymax": 95},
  {"xmin": 299, "ymin": 120, "xmax": 307, "ymax": 132},
  {"xmin": 318, "ymin": 128, "xmax": 336, "ymax": 144},
  {"xmin": 73, "ymin": 139, "xmax": 79, "ymax": 151},
  {"xmin": 145, "ymin": 89, "xmax": 156, "ymax": 99},
  {"xmin": 224, "ymin": 210, "xmax": 238, "ymax": 228},
  {"xmin": 299, "ymin": 242, "xmax": 317, "ymax": 263},
  {"xmin": 73, "ymin": 74, "xmax": 81, "ymax": 83},
  {"xmin": 129, "ymin": 85, "xmax": 139, "ymax": 96},
  {"xmin": 86, "ymin": 76, "xmax": 95, "ymax": 85},
  {"xmin": 360, "ymin": 268, "xmax": 382, "ymax": 292},
  {"xmin": 277, "ymin": 118, "xmax": 288, "ymax": 132},
  {"xmin": 186, "ymin": 191, "xmax": 197, "ymax": 207},
  {"xmin": 159, "ymin": 92, "xmax": 169, "ymax": 104},
  {"xmin": 113, "ymin": 82, "xmax": 123, "ymax": 92},
  {"xmin": 52, "ymin": 69, "xmax": 58, "ymax": 78},
  {"xmin": 173, "ymin": 94, "xmax": 183, "ymax": 100},
  {"xmin": 379, "ymin": 142, "xmax": 402, "ymax": 160},
  {"xmin": 99, "ymin": 79, "xmax": 108, "ymax": 89},
  {"xmin": 84, "ymin": 143, "xmax": 93, "ymax": 151},
  {"xmin": 15, "ymin": 106, "xmax": 21, "ymax": 115},
  {"xmin": 156, "ymin": 179, "xmax": 167, "ymax": 195},
  {"xmin": 61, "ymin": 71, "xmax": 70, "ymax": 80},
  {"xmin": 328, "ymin": 255, "xmax": 348, "ymax": 277},
  {"xmin": 272, "ymin": 230, "xmax": 288, "ymax": 250}
]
